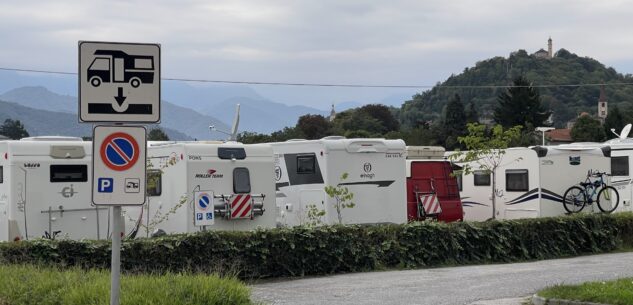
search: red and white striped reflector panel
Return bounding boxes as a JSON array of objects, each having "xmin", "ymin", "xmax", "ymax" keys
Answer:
[
  {"xmin": 230, "ymin": 194, "xmax": 252, "ymax": 219},
  {"xmin": 420, "ymin": 194, "xmax": 442, "ymax": 215}
]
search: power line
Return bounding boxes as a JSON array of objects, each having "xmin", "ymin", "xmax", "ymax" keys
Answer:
[{"xmin": 1, "ymin": 66, "xmax": 633, "ymax": 89}]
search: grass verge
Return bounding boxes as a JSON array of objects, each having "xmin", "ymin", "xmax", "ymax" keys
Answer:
[
  {"xmin": 538, "ymin": 277, "xmax": 633, "ymax": 305},
  {"xmin": 0, "ymin": 264, "xmax": 252, "ymax": 305}
]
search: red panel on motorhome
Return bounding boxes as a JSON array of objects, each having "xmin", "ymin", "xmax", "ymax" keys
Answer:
[{"xmin": 407, "ymin": 161, "xmax": 463, "ymax": 222}]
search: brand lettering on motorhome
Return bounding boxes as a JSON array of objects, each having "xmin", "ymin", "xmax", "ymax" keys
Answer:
[
  {"xmin": 361, "ymin": 162, "xmax": 375, "ymax": 179},
  {"xmin": 195, "ymin": 169, "xmax": 224, "ymax": 179},
  {"xmin": 385, "ymin": 153, "xmax": 402, "ymax": 158},
  {"xmin": 23, "ymin": 163, "xmax": 40, "ymax": 168},
  {"xmin": 188, "ymin": 155, "xmax": 202, "ymax": 160},
  {"xmin": 60, "ymin": 184, "xmax": 77, "ymax": 198}
]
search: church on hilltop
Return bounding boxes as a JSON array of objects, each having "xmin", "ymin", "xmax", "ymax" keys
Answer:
[{"xmin": 533, "ymin": 37, "xmax": 553, "ymax": 59}]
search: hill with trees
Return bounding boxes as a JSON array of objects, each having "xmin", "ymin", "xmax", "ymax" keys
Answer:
[{"xmin": 398, "ymin": 49, "xmax": 633, "ymax": 128}]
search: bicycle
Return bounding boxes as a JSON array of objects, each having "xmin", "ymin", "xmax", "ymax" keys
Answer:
[{"xmin": 563, "ymin": 171, "xmax": 619, "ymax": 214}]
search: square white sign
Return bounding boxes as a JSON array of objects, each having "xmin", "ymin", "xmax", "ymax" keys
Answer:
[
  {"xmin": 92, "ymin": 125, "xmax": 147, "ymax": 206},
  {"xmin": 79, "ymin": 41, "xmax": 160, "ymax": 123}
]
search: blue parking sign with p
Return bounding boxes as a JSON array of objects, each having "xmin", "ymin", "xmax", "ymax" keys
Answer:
[{"xmin": 98, "ymin": 178, "xmax": 114, "ymax": 193}]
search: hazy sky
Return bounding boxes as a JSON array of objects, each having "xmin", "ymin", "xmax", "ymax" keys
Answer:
[{"xmin": 1, "ymin": 0, "xmax": 633, "ymax": 109}]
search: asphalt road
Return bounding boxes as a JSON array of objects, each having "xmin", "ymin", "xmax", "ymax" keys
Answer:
[{"xmin": 251, "ymin": 252, "xmax": 633, "ymax": 305}]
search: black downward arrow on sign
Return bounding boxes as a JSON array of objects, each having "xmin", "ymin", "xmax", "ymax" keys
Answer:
[{"xmin": 114, "ymin": 87, "xmax": 127, "ymax": 106}]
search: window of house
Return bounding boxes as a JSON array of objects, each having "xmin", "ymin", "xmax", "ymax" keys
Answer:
[
  {"xmin": 473, "ymin": 170, "xmax": 491, "ymax": 186},
  {"xmin": 147, "ymin": 170, "xmax": 162, "ymax": 196},
  {"xmin": 612, "ymin": 156, "xmax": 629, "ymax": 176},
  {"xmin": 50, "ymin": 165, "xmax": 88, "ymax": 182},
  {"xmin": 506, "ymin": 169, "xmax": 529, "ymax": 192},
  {"xmin": 233, "ymin": 167, "xmax": 251, "ymax": 194},
  {"xmin": 297, "ymin": 155, "xmax": 315, "ymax": 174}
]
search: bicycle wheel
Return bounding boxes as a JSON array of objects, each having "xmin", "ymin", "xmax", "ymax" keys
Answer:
[
  {"xmin": 563, "ymin": 186, "xmax": 587, "ymax": 213},
  {"xmin": 597, "ymin": 186, "xmax": 619, "ymax": 213}
]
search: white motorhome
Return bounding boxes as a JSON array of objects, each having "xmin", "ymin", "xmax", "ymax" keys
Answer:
[
  {"xmin": 123, "ymin": 141, "xmax": 277, "ymax": 237},
  {"xmin": 0, "ymin": 137, "xmax": 108, "ymax": 241},
  {"xmin": 451, "ymin": 145, "xmax": 611, "ymax": 221},
  {"xmin": 272, "ymin": 137, "xmax": 407, "ymax": 226}
]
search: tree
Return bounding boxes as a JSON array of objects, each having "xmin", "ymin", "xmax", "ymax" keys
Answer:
[
  {"xmin": 466, "ymin": 102, "xmax": 479, "ymax": 123},
  {"xmin": 442, "ymin": 94, "xmax": 467, "ymax": 150},
  {"xmin": 448, "ymin": 123, "xmax": 522, "ymax": 220},
  {"xmin": 324, "ymin": 173, "xmax": 355, "ymax": 224},
  {"xmin": 296, "ymin": 114, "xmax": 330, "ymax": 140},
  {"xmin": 357, "ymin": 104, "xmax": 400, "ymax": 133},
  {"xmin": 148, "ymin": 127, "xmax": 169, "ymax": 141},
  {"xmin": 603, "ymin": 105, "xmax": 625, "ymax": 139},
  {"xmin": 0, "ymin": 119, "xmax": 29, "ymax": 140},
  {"xmin": 571, "ymin": 115, "xmax": 606, "ymax": 142},
  {"xmin": 493, "ymin": 76, "xmax": 551, "ymax": 128}
]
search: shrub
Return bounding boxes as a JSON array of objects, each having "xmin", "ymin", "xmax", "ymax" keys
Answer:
[{"xmin": 0, "ymin": 213, "xmax": 631, "ymax": 279}]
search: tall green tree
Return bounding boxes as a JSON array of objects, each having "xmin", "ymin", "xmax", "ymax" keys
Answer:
[
  {"xmin": 357, "ymin": 104, "xmax": 400, "ymax": 133},
  {"xmin": 571, "ymin": 115, "xmax": 606, "ymax": 142},
  {"xmin": 442, "ymin": 94, "xmax": 467, "ymax": 150},
  {"xmin": 148, "ymin": 127, "xmax": 170, "ymax": 141},
  {"xmin": 466, "ymin": 101, "xmax": 479, "ymax": 123},
  {"xmin": 448, "ymin": 123, "xmax": 522, "ymax": 220},
  {"xmin": 493, "ymin": 76, "xmax": 551, "ymax": 128},
  {"xmin": 0, "ymin": 119, "xmax": 29, "ymax": 140},
  {"xmin": 603, "ymin": 105, "xmax": 625, "ymax": 139},
  {"xmin": 296, "ymin": 114, "xmax": 330, "ymax": 139}
]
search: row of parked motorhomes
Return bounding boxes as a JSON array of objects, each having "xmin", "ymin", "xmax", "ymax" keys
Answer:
[{"xmin": 1, "ymin": 132, "xmax": 632, "ymax": 241}]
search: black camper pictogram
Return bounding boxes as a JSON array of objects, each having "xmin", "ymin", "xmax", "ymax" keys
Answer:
[{"xmin": 87, "ymin": 50, "xmax": 154, "ymax": 88}]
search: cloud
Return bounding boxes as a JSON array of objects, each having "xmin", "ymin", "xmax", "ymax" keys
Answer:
[{"xmin": 1, "ymin": 0, "xmax": 633, "ymax": 108}]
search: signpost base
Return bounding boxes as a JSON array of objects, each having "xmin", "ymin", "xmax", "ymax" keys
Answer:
[{"xmin": 110, "ymin": 205, "xmax": 122, "ymax": 305}]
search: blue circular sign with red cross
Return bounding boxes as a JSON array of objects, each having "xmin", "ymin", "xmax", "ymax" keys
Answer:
[
  {"xmin": 100, "ymin": 132, "xmax": 140, "ymax": 171},
  {"xmin": 198, "ymin": 193, "xmax": 211, "ymax": 211}
]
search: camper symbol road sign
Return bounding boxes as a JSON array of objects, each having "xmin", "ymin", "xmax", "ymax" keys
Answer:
[
  {"xmin": 100, "ymin": 132, "xmax": 140, "ymax": 171},
  {"xmin": 79, "ymin": 41, "xmax": 161, "ymax": 123}
]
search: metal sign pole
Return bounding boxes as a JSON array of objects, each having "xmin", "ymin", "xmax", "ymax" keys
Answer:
[{"xmin": 110, "ymin": 205, "xmax": 122, "ymax": 305}]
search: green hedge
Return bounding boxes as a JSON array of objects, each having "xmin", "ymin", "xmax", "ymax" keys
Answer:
[{"xmin": 1, "ymin": 213, "xmax": 632, "ymax": 279}]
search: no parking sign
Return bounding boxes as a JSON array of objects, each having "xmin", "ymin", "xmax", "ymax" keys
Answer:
[
  {"xmin": 194, "ymin": 191, "xmax": 214, "ymax": 226},
  {"xmin": 92, "ymin": 125, "xmax": 146, "ymax": 206}
]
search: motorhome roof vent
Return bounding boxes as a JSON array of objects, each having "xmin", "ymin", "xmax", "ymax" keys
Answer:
[
  {"xmin": 21, "ymin": 136, "xmax": 83, "ymax": 142},
  {"xmin": 406, "ymin": 146, "xmax": 445, "ymax": 159},
  {"xmin": 321, "ymin": 136, "xmax": 346, "ymax": 140},
  {"xmin": 286, "ymin": 139, "xmax": 306, "ymax": 142},
  {"xmin": 50, "ymin": 145, "xmax": 86, "ymax": 159}
]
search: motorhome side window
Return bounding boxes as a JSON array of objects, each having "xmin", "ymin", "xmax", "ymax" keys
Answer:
[
  {"xmin": 506, "ymin": 169, "xmax": 529, "ymax": 192},
  {"xmin": 50, "ymin": 165, "xmax": 88, "ymax": 182},
  {"xmin": 611, "ymin": 156, "xmax": 629, "ymax": 176},
  {"xmin": 452, "ymin": 164, "xmax": 462, "ymax": 191},
  {"xmin": 147, "ymin": 170, "xmax": 162, "ymax": 196},
  {"xmin": 233, "ymin": 167, "xmax": 251, "ymax": 194},
  {"xmin": 296, "ymin": 155, "xmax": 315, "ymax": 174},
  {"xmin": 473, "ymin": 170, "xmax": 491, "ymax": 186},
  {"xmin": 0, "ymin": 166, "xmax": 3, "ymax": 184}
]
